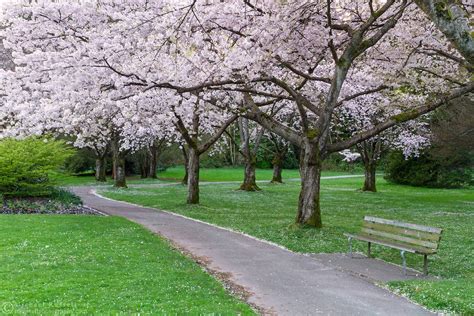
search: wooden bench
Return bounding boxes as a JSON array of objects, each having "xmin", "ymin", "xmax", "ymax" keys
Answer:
[{"xmin": 344, "ymin": 216, "xmax": 443, "ymax": 275}]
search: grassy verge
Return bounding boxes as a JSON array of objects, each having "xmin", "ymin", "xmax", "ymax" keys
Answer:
[
  {"xmin": 0, "ymin": 215, "xmax": 255, "ymax": 315},
  {"xmin": 101, "ymin": 176, "xmax": 474, "ymax": 314}
]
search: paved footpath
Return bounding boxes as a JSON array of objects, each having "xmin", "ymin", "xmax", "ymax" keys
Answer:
[{"xmin": 73, "ymin": 186, "xmax": 433, "ymax": 316}]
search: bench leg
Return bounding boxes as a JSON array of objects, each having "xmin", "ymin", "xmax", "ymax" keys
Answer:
[
  {"xmin": 423, "ymin": 255, "xmax": 428, "ymax": 276},
  {"xmin": 400, "ymin": 251, "xmax": 407, "ymax": 275},
  {"xmin": 367, "ymin": 242, "xmax": 371, "ymax": 258},
  {"xmin": 348, "ymin": 236, "xmax": 353, "ymax": 258}
]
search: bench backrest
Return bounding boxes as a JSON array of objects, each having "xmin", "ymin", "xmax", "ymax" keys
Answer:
[{"xmin": 362, "ymin": 216, "xmax": 443, "ymax": 251}]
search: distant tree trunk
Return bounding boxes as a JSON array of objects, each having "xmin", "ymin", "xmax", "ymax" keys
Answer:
[
  {"xmin": 187, "ymin": 147, "xmax": 200, "ymax": 204},
  {"xmin": 241, "ymin": 157, "xmax": 259, "ymax": 191},
  {"xmin": 296, "ymin": 142, "xmax": 323, "ymax": 228},
  {"xmin": 139, "ymin": 150, "xmax": 150, "ymax": 178},
  {"xmin": 181, "ymin": 146, "xmax": 189, "ymax": 185},
  {"xmin": 149, "ymin": 147, "xmax": 158, "ymax": 179},
  {"xmin": 111, "ymin": 137, "xmax": 127, "ymax": 188},
  {"xmin": 226, "ymin": 124, "xmax": 239, "ymax": 166},
  {"xmin": 172, "ymin": 104, "xmax": 237, "ymax": 205},
  {"xmin": 272, "ymin": 163, "xmax": 283, "ymax": 183},
  {"xmin": 358, "ymin": 139, "xmax": 382, "ymax": 192},
  {"xmin": 95, "ymin": 157, "xmax": 107, "ymax": 182},
  {"xmin": 238, "ymin": 117, "xmax": 263, "ymax": 191},
  {"xmin": 114, "ymin": 155, "xmax": 127, "ymax": 188},
  {"xmin": 149, "ymin": 139, "xmax": 166, "ymax": 179},
  {"xmin": 111, "ymin": 156, "xmax": 116, "ymax": 180},
  {"xmin": 271, "ymin": 152, "xmax": 284, "ymax": 183},
  {"xmin": 363, "ymin": 161, "xmax": 377, "ymax": 192}
]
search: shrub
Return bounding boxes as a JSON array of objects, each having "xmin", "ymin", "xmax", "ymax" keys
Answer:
[
  {"xmin": 384, "ymin": 151, "xmax": 472, "ymax": 188},
  {"xmin": 64, "ymin": 148, "xmax": 96, "ymax": 174},
  {"xmin": 0, "ymin": 137, "xmax": 75, "ymax": 197}
]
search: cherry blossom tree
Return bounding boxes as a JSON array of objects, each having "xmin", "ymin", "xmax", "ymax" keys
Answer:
[
  {"xmin": 0, "ymin": 1, "xmax": 171, "ymax": 187},
  {"xmin": 336, "ymin": 90, "xmax": 431, "ymax": 192},
  {"xmin": 225, "ymin": 117, "xmax": 264, "ymax": 191},
  {"xmin": 1, "ymin": 0, "xmax": 472, "ymax": 228},
  {"xmin": 162, "ymin": 0, "xmax": 472, "ymax": 227},
  {"xmin": 168, "ymin": 93, "xmax": 237, "ymax": 203}
]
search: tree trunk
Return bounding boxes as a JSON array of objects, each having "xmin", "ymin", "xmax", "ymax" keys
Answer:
[
  {"xmin": 238, "ymin": 117, "xmax": 261, "ymax": 191},
  {"xmin": 95, "ymin": 157, "xmax": 107, "ymax": 182},
  {"xmin": 149, "ymin": 147, "xmax": 158, "ymax": 179},
  {"xmin": 111, "ymin": 138, "xmax": 127, "ymax": 188},
  {"xmin": 271, "ymin": 153, "xmax": 284, "ymax": 183},
  {"xmin": 139, "ymin": 150, "xmax": 150, "ymax": 178},
  {"xmin": 114, "ymin": 155, "xmax": 127, "ymax": 188},
  {"xmin": 362, "ymin": 161, "xmax": 377, "ymax": 192},
  {"xmin": 240, "ymin": 158, "xmax": 260, "ymax": 191},
  {"xmin": 358, "ymin": 140, "xmax": 381, "ymax": 193},
  {"xmin": 186, "ymin": 147, "xmax": 200, "ymax": 204},
  {"xmin": 112, "ymin": 159, "xmax": 116, "ymax": 180},
  {"xmin": 296, "ymin": 143, "xmax": 322, "ymax": 228},
  {"xmin": 181, "ymin": 147, "xmax": 189, "ymax": 185}
]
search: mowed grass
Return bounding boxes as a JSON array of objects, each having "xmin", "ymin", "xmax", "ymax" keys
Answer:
[
  {"xmin": 0, "ymin": 215, "xmax": 255, "ymax": 315},
  {"xmin": 52, "ymin": 166, "xmax": 357, "ymax": 186},
  {"xmin": 156, "ymin": 166, "xmax": 354, "ymax": 182},
  {"xmin": 50, "ymin": 171, "xmax": 167, "ymax": 187},
  {"xmin": 101, "ymin": 176, "xmax": 474, "ymax": 314}
]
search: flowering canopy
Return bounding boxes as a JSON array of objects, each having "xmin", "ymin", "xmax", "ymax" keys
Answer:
[{"xmin": 0, "ymin": 0, "xmax": 472, "ymax": 225}]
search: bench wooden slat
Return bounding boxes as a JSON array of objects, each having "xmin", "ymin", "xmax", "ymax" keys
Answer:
[
  {"xmin": 363, "ymin": 222, "xmax": 441, "ymax": 242},
  {"xmin": 344, "ymin": 233, "xmax": 437, "ymax": 255},
  {"xmin": 346, "ymin": 217, "xmax": 442, "ymax": 276},
  {"xmin": 364, "ymin": 216, "xmax": 442, "ymax": 234},
  {"xmin": 361, "ymin": 227, "xmax": 439, "ymax": 249}
]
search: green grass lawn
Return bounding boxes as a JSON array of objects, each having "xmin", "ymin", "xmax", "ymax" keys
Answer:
[
  {"xmin": 52, "ymin": 166, "xmax": 358, "ymax": 186},
  {"xmin": 50, "ymin": 171, "xmax": 167, "ymax": 187},
  {"xmin": 156, "ymin": 166, "xmax": 355, "ymax": 182},
  {"xmin": 101, "ymin": 176, "xmax": 474, "ymax": 314},
  {"xmin": 0, "ymin": 215, "xmax": 255, "ymax": 315}
]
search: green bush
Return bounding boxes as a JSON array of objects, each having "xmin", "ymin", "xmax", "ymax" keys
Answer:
[
  {"xmin": 64, "ymin": 148, "xmax": 96, "ymax": 174},
  {"xmin": 384, "ymin": 151, "xmax": 472, "ymax": 188},
  {"xmin": 0, "ymin": 137, "xmax": 75, "ymax": 197}
]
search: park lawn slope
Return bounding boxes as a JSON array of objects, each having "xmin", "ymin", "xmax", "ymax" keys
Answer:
[
  {"xmin": 101, "ymin": 176, "xmax": 474, "ymax": 314},
  {"xmin": 0, "ymin": 215, "xmax": 255, "ymax": 315}
]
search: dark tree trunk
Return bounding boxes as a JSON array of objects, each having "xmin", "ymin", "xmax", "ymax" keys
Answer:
[
  {"xmin": 139, "ymin": 150, "xmax": 150, "ymax": 178},
  {"xmin": 181, "ymin": 146, "xmax": 189, "ymax": 185},
  {"xmin": 270, "ymin": 153, "xmax": 284, "ymax": 183},
  {"xmin": 240, "ymin": 158, "xmax": 260, "ymax": 191},
  {"xmin": 111, "ymin": 138, "xmax": 127, "ymax": 188},
  {"xmin": 271, "ymin": 163, "xmax": 283, "ymax": 183},
  {"xmin": 186, "ymin": 147, "xmax": 200, "ymax": 204},
  {"xmin": 114, "ymin": 155, "xmax": 127, "ymax": 188},
  {"xmin": 95, "ymin": 157, "xmax": 107, "ymax": 182},
  {"xmin": 358, "ymin": 140, "xmax": 381, "ymax": 193},
  {"xmin": 149, "ymin": 147, "xmax": 158, "ymax": 179},
  {"xmin": 112, "ymin": 159, "xmax": 116, "ymax": 180},
  {"xmin": 362, "ymin": 161, "xmax": 377, "ymax": 192},
  {"xmin": 296, "ymin": 143, "xmax": 323, "ymax": 228}
]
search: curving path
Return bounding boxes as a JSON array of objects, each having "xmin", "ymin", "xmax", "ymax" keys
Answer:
[{"xmin": 72, "ymin": 186, "xmax": 433, "ymax": 316}]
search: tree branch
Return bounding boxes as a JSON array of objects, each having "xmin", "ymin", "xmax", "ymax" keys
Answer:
[
  {"xmin": 198, "ymin": 114, "xmax": 238, "ymax": 154},
  {"xmin": 327, "ymin": 83, "xmax": 474, "ymax": 152}
]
